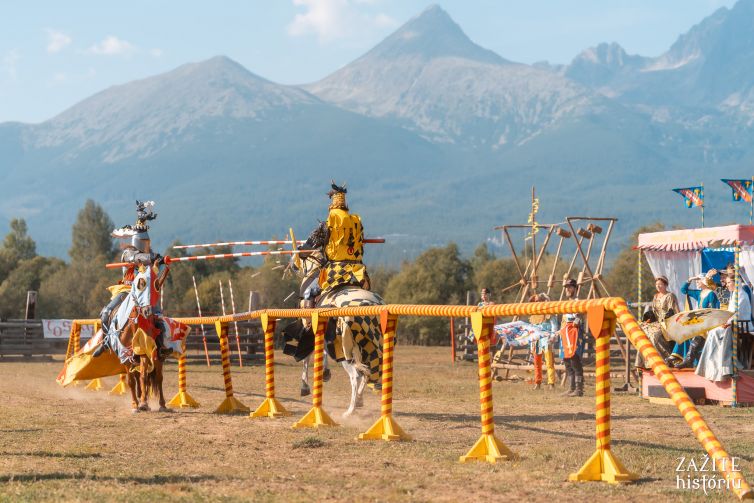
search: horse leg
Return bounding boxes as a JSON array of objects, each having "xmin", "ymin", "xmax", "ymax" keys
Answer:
[
  {"xmin": 138, "ymin": 357, "xmax": 150, "ymax": 411},
  {"xmin": 127, "ymin": 369, "xmax": 139, "ymax": 413},
  {"xmin": 341, "ymin": 361, "xmax": 360, "ymax": 417},
  {"xmin": 355, "ymin": 372, "xmax": 367, "ymax": 408},
  {"xmin": 300, "ymin": 355, "xmax": 311, "ymax": 397},
  {"xmin": 155, "ymin": 358, "xmax": 168, "ymax": 412}
]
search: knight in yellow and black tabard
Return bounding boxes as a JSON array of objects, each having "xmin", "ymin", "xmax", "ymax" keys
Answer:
[{"xmin": 315, "ymin": 182, "xmax": 370, "ymax": 295}]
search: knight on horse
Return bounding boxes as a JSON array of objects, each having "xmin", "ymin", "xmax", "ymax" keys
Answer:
[
  {"xmin": 58, "ymin": 201, "xmax": 189, "ymax": 412},
  {"xmin": 97, "ymin": 201, "xmax": 172, "ymax": 359},
  {"xmin": 284, "ymin": 182, "xmax": 384, "ymax": 416}
]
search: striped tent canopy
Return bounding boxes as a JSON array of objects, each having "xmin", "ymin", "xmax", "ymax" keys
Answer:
[{"xmin": 637, "ymin": 225, "xmax": 754, "ymax": 251}]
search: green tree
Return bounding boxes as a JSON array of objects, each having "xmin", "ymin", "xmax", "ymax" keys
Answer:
[
  {"xmin": 69, "ymin": 199, "xmax": 117, "ymax": 262},
  {"xmin": 604, "ymin": 223, "xmax": 666, "ymax": 304},
  {"xmin": 0, "ymin": 256, "xmax": 65, "ymax": 318},
  {"xmin": 0, "ymin": 218, "xmax": 37, "ymax": 283},
  {"xmin": 368, "ymin": 265, "xmax": 397, "ymax": 297},
  {"xmin": 470, "ymin": 242, "xmax": 495, "ymax": 273},
  {"xmin": 385, "ymin": 243, "xmax": 471, "ymax": 344},
  {"xmin": 38, "ymin": 200, "xmax": 120, "ymax": 318}
]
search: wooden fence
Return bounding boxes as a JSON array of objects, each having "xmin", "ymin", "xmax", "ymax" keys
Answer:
[{"xmin": 0, "ymin": 318, "xmax": 264, "ymax": 363}]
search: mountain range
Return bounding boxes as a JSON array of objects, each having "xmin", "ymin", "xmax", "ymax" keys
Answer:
[{"xmin": 3, "ymin": 2, "xmax": 754, "ymax": 264}]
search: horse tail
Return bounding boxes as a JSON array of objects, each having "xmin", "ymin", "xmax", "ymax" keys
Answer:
[{"xmin": 146, "ymin": 368, "xmax": 157, "ymax": 398}]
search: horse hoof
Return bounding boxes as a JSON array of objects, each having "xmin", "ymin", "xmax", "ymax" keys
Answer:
[
  {"xmin": 300, "ymin": 386, "xmax": 311, "ymax": 397},
  {"xmin": 342, "ymin": 410, "xmax": 354, "ymax": 418},
  {"xmin": 131, "ymin": 408, "xmax": 140, "ymax": 414},
  {"xmin": 138, "ymin": 404, "xmax": 150, "ymax": 412},
  {"xmin": 323, "ymin": 368, "xmax": 332, "ymax": 382},
  {"xmin": 158, "ymin": 406, "xmax": 171, "ymax": 413}
]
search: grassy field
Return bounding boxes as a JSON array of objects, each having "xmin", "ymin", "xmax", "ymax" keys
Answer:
[{"xmin": 1, "ymin": 347, "xmax": 752, "ymax": 502}]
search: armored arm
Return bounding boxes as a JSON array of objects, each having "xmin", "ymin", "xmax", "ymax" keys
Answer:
[{"xmin": 121, "ymin": 247, "xmax": 154, "ymax": 266}]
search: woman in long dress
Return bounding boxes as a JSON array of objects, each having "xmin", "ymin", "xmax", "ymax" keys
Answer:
[{"xmin": 636, "ymin": 275, "xmax": 679, "ymax": 368}]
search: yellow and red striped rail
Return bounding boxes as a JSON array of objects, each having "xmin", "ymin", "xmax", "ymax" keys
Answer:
[{"xmin": 60, "ymin": 297, "xmax": 753, "ymax": 500}]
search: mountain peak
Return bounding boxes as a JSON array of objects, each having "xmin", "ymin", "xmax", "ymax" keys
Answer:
[{"xmin": 362, "ymin": 4, "xmax": 508, "ymax": 64}]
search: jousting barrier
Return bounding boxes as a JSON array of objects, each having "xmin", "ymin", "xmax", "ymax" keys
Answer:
[{"xmin": 62, "ymin": 297, "xmax": 752, "ymax": 500}]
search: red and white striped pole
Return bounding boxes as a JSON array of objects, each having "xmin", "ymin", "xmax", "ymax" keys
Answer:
[
  {"xmin": 172, "ymin": 238, "xmax": 385, "ymax": 249},
  {"xmin": 105, "ymin": 249, "xmax": 314, "ymax": 269},
  {"xmin": 192, "ymin": 275, "xmax": 211, "ymax": 367},
  {"xmin": 228, "ymin": 279, "xmax": 244, "ymax": 367}
]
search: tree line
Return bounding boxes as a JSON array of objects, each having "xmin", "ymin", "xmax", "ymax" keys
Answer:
[{"xmin": 0, "ymin": 199, "xmax": 658, "ymax": 344}]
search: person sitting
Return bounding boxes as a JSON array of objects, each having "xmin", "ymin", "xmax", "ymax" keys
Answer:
[
  {"xmin": 670, "ymin": 270, "xmax": 720, "ymax": 368},
  {"xmin": 636, "ymin": 276, "xmax": 678, "ymax": 368},
  {"xmin": 695, "ymin": 272, "xmax": 751, "ymax": 381}
]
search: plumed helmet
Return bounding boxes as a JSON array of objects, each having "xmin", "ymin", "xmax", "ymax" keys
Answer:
[{"xmin": 327, "ymin": 181, "xmax": 348, "ymax": 210}]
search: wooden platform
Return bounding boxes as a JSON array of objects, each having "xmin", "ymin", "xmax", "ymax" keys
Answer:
[{"xmin": 641, "ymin": 368, "xmax": 754, "ymax": 406}]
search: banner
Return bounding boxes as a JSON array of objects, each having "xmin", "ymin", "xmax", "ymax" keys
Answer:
[
  {"xmin": 42, "ymin": 319, "xmax": 95, "ymax": 339},
  {"xmin": 721, "ymin": 178, "xmax": 753, "ymax": 203},
  {"xmin": 672, "ymin": 186, "xmax": 704, "ymax": 208}
]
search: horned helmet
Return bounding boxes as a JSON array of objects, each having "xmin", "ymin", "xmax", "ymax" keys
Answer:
[{"xmin": 328, "ymin": 181, "xmax": 348, "ymax": 210}]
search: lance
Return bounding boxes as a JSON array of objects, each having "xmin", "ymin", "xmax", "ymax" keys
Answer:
[
  {"xmin": 105, "ymin": 249, "xmax": 315, "ymax": 269},
  {"xmin": 172, "ymin": 237, "xmax": 386, "ymax": 249}
]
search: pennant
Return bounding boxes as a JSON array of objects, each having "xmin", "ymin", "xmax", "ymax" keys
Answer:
[
  {"xmin": 672, "ymin": 186, "xmax": 704, "ymax": 208},
  {"xmin": 721, "ymin": 179, "xmax": 753, "ymax": 203}
]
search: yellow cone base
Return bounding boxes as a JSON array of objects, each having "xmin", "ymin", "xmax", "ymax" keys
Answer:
[
  {"xmin": 292, "ymin": 406, "xmax": 338, "ymax": 428},
  {"xmin": 358, "ymin": 414, "xmax": 411, "ymax": 441},
  {"xmin": 214, "ymin": 395, "xmax": 250, "ymax": 414},
  {"xmin": 250, "ymin": 397, "xmax": 290, "ymax": 418},
  {"xmin": 569, "ymin": 449, "xmax": 638, "ymax": 484},
  {"xmin": 167, "ymin": 391, "xmax": 200, "ymax": 409},
  {"xmin": 459, "ymin": 433, "xmax": 515, "ymax": 463},
  {"xmin": 109, "ymin": 380, "xmax": 128, "ymax": 395},
  {"xmin": 85, "ymin": 378, "xmax": 104, "ymax": 391}
]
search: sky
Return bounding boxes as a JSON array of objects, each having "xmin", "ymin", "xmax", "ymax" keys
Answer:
[{"xmin": 0, "ymin": 0, "xmax": 737, "ymax": 123}]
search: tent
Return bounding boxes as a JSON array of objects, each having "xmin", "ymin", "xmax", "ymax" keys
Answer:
[{"xmin": 637, "ymin": 224, "xmax": 754, "ymax": 405}]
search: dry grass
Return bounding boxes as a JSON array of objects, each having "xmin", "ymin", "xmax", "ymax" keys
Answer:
[{"xmin": 0, "ymin": 346, "xmax": 752, "ymax": 502}]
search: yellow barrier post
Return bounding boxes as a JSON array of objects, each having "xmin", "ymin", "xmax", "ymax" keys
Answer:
[
  {"xmin": 460, "ymin": 312, "xmax": 515, "ymax": 463},
  {"xmin": 109, "ymin": 374, "xmax": 128, "ymax": 395},
  {"xmin": 359, "ymin": 311, "xmax": 410, "ymax": 441},
  {"xmin": 611, "ymin": 299, "xmax": 753, "ymax": 499},
  {"xmin": 84, "ymin": 378, "xmax": 104, "ymax": 391},
  {"xmin": 213, "ymin": 321, "xmax": 249, "ymax": 414},
  {"xmin": 251, "ymin": 313, "xmax": 290, "ymax": 418},
  {"xmin": 570, "ymin": 306, "xmax": 637, "ymax": 483},
  {"xmin": 293, "ymin": 312, "xmax": 338, "ymax": 428},
  {"xmin": 168, "ymin": 352, "xmax": 200, "ymax": 408}
]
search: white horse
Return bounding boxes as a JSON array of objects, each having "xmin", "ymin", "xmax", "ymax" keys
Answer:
[{"xmin": 287, "ymin": 249, "xmax": 384, "ymax": 417}]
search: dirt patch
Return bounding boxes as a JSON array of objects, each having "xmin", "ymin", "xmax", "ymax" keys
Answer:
[{"xmin": 0, "ymin": 347, "xmax": 751, "ymax": 501}]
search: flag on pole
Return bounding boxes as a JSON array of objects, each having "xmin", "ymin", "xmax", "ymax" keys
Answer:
[
  {"xmin": 721, "ymin": 179, "xmax": 753, "ymax": 203},
  {"xmin": 672, "ymin": 186, "xmax": 704, "ymax": 208}
]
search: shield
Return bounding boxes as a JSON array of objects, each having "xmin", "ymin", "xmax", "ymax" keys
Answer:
[{"xmin": 664, "ymin": 309, "xmax": 733, "ymax": 344}]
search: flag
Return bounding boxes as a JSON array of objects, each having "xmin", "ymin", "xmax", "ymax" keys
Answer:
[
  {"xmin": 721, "ymin": 179, "xmax": 753, "ymax": 203},
  {"xmin": 672, "ymin": 186, "xmax": 704, "ymax": 208}
]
